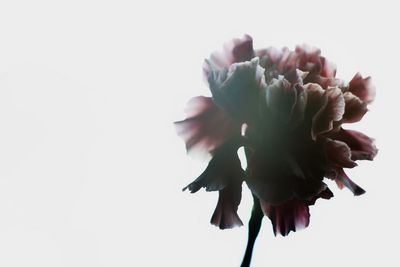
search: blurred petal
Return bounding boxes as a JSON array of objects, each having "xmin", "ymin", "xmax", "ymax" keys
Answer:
[
  {"xmin": 277, "ymin": 47, "xmax": 298, "ymax": 73},
  {"xmin": 348, "ymin": 73, "xmax": 375, "ymax": 104},
  {"xmin": 294, "ymin": 44, "xmax": 322, "ymax": 74},
  {"xmin": 320, "ymin": 57, "xmax": 337, "ymax": 78},
  {"xmin": 203, "ymin": 34, "xmax": 254, "ymax": 76},
  {"xmin": 342, "ymin": 92, "xmax": 368, "ymax": 123},
  {"xmin": 174, "ymin": 96, "xmax": 241, "ymax": 156},
  {"xmin": 256, "ymin": 46, "xmax": 283, "ymax": 67},
  {"xmin": 314, "ymin": 76, "xmax": 346, "ymax": 89},
  {"xmin": 260, "ymin": 198, "xmax": 310, "ymax": 236},
  {"xmin": 230, "ymin": 35, "xmax": 254, "ymax": 63},
  {"xmin": 182, "ymin": 96, "xmax": 215, "ymax": 117}
]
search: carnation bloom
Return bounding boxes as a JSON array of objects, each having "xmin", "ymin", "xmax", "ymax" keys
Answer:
[{"xmin": 175, "ymin": 35, "xmax": 377, "ymax": 237}]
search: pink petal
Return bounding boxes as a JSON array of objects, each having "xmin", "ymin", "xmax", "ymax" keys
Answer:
[
  {"xmin": 182, "ymin": 96, "xmax": 215, "ymax": 118},
  {"xmin": 320, "ymin": 57, "xmax": 337, "ymax": 78},
  {"xmin": 330, "ymin": 168, "xmax": 365, "ymax": 196},
  {"xmin": 342, "ymin": 92, "xmax": 368, "ymax": 123},
  {"xmin": 323, "ymin": 138, "xmax": 357, "ymax": 168},
  {"xmin": 255, "ymin": 46, "xmax": 283, "ymax": 66},
  {"xmin": 348, "ymin": 73, "xmax": 376, "ymax": 104},
  {"xmin": 277, "ymin": 47, "xmax": 298, "ymax": 72},
  {"xmin": 295, "ymin": 44, "xmax": 322, "ymax": 74},
  {"xmin": 313, "ymin": 76, "xmax": 345, "ymax": 89},
  {"xmin": 231, "ymin": 35, "xmax": 254, "ymax": 63},
  {"xmin": 204, "ymin": 34, "xmax": 254, "ymax": 76},
  {"xmin": 260, "ymin": 198, "xmax": 310, "ymax": 236},
  {"xmin": 174, "ymin": 96, "xmax": 241, "ymax": 156},
  {"xmin": 311, "ymin": 87, "xmax": 345, "ymax": 139},
  {"xmin": 327, "ymin": 128, "xmax": 378, "ymax": 161},
  {"xmin": 295, "ymin": 44, "xmax": 321, "ymax": 57}
]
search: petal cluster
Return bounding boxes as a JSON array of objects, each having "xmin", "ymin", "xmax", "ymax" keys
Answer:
[{"xmin": 175, "ymin": 35, "xmax": 377, "ymax": 236}]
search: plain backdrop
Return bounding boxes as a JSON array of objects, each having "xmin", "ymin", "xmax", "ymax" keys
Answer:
[{"xmin": 0, "ymin": 0, "xmax": 398, "ymax": 266}]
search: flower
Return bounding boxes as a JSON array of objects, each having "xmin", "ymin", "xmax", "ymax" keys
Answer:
[{"xmin": 175, "ymin": 35, "xmax": 377, "ymax": 236}]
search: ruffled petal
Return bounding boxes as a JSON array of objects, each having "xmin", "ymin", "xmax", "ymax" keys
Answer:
[
  {"xmin": 206, "ymin": 57, "xmax": 266, "ymax": 122},
  {"xmin": 304, "ymin": 83, "xmax": 326, "ymax": 115},
  {"xmin": 265, "ymin": 76, "xmax": 297, "ymax": 123},
  {"xmin": 324, "ymin": 138, "xmax": 357, "ymax": 168},
  {"xmin": 294, "ymin": 44, "xmax": 322, "ymax": 74},
  {"xmin": 320, "ymin": 57, "xmax": 337, "ymax": 78},
  {"xmin": 290, "ymin": 84, "xmax": 308, "ymax": 128},
  {"xmin": 256, "ymin": 47, "xmax": 283, "ymax": 67},
  {"xmin": 311, "ymin": 86, "xmax": 345, "ymax": 139},
  {"xmin": 342, "ymin": 92, "xmax": 368, "ymax": 123},
  {"xmin": 210, "ymin": 181, "xmax": 243, "ymax": 229},
  {"xmin": 348, "ymin": 72, "xmax": 376, "ymax": 104},
  {"xmin": 257, "ymin": 44, "xmax": 337, "ymax": 86},
  {"xmin": 174, "ymin": 96, "xmax": 241, "ymax": 156},
  {"xmin": 203, "ymin": 34, "xmax": 254, "ymax": 75},
  {"xmin": 277, "ymin": 47, "xmax": 299, "ymax": 73},
  {"xmin": 260, "ymin": 198, "xmax": 310, "ymax": 236},
  {"xmin": 259, "ymin": 186, "xmax": 334, "ymax": 236},
  {"xmin": 327, "ymin": 128, "xmax": 378, "ymax": 161},
  {"xmin": 314, "ymin": 76, "xmax": 346, "ymax": 89}
]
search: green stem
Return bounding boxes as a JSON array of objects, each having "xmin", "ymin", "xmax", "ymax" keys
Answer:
[{"xmin": 240, "ymin": 194, "xmax": 263, "ymax": 267}]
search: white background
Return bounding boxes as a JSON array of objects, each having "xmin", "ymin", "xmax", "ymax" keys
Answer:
[{"xmin": 0, "ymin": 0, "xmax": 398, "ymax": 266}]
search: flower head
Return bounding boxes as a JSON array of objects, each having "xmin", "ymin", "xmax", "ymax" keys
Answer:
[{"xmin": 175, "ymin": 35, "xmax": 377, "ymax": 236}]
